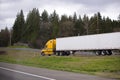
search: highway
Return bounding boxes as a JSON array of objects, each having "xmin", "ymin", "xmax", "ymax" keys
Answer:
[{"xmin": 0, "ymin": 62, "xmax": 116, "ymax": 80}]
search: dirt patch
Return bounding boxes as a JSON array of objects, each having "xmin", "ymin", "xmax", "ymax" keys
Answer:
[{"xmin": 0, "ymin": 51, "xmax": 7, "ymax": 55}]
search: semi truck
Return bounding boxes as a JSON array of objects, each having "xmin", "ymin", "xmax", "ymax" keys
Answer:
[{"xmin": 41, "ymin": 32, "xmax": 120, "ymax": 56}]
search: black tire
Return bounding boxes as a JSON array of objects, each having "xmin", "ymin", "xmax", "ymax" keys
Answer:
[
  {"xmin": 59, "ymin": 52, "xmax": 63, "ymax": 56},
  {"xmin": 101, "ymin": 50, "xmax": 107, "ymax": 56},
  {"xmin": 66, "ymin": 51, "xmax": 70, "ymax": 56},
  {"xmin": 62, "ymin": 51, "xmax": 67, "ymax": 56},
  {"xmin": 107, "ymin": 50, "xmax": 112, "ymax": 55},
  {"xmin": 41, "ymin": 52, "xmax": 45, "ymax": 56},
  {"xmin": 48, "ymin": 54, "xmax": 51, "ymax": 56},
  {"xmin": 71, "ymin": 51, "xmax": 75, "ymax": 56},
  {"xmin": 95, "ymin": 50, "xmax": 102, "ymax": 55},
  {"xmin": 56, "ymin": 52, "xmax": 60, "ymax": 56}
]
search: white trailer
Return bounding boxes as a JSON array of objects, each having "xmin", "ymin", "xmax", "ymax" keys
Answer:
[{"xmin": 56, "ymin": 32, "xmax": 120, "ymax": 55}]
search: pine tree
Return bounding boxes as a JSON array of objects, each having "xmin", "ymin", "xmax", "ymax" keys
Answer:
[
  {"xmin": 49, "ymin": 10, "xmax": 59, "ymax": 38},
  {"xmin": 74, "ymin": 15, "xmax": 85, "ymax": 36},
  {"xmin": 73, "ymin": 12, "xmax": 77, "ymax": 22},
  {"xmin": 25, "ymin": 8, "xmax": 40, "ymax": 47},
  {"xmin": 83, "ymin": 14, "xmax": 89, "ymax": 35},
  {"xmin": 97, "ymin": 12, "xmax": 102, "ymax": 33},
  {"xmin": 68, "ymin": 15, "xmax": 73, "ymax": 21},
  {"xmin": 39, "ymin": 10, "xmax": 52, "ymax": 47},
  {"xmin": 0, "ymin": 27, "xmax": 10, "ymax": 46},
  {"xmin": 61, "ymin": 15, "xmax": 68, "ymax": 22},
  {"xmin": 89, "ymin": 12, "xmax": 102, "ymax": 34},
  {"xmin": 104, "ymin": 17, "xmax": 113, "ymax": 33},
  {"xmin": 59, "ymin": 14, "xmax": 74, "ymax": 37},
  {"xmin": 41, "ymin": 10, "xmax": 49, "ymax": 22},
  {"xmin": 12, "ymin": 10, "xmax": 25, "ymax": 43}
]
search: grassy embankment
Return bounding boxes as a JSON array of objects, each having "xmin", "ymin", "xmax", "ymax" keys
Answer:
[{"xmin": 0, "ymin": 47, "xmax": 120, "ymax": 79}]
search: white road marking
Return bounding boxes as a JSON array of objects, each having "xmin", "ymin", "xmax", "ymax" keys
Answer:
[{"xmin": 0, "ymin": 67, "xmax": 56, "ymax": 80}]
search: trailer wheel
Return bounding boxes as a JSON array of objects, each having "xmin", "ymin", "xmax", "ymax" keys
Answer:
[
  {"xmin": 62, "ymin": 52, "xmax": 65, "ymax": 56},
  {"xmin": 66, "ymin": 51, "xmax": 70, "ymax": 56},
  {"xmin": 59, "ymin": 52, "xmax": 63, "ymax": 56},
  {"xmin": 107, "ymin": 50, "xmax": 112, "ymax": 55},
  {"xmin": 56, "ymin": 52, "xmax": 60, "ymax": 56},
  {"xmin": 95, "ymin": 50, "xmax": 102, "ymax": 55},
  {"xmin": 101, "ymin": 50, "xmax": 107, "ymax": 56},
  {"xmin": 71, "ymin": 51, "xmax": 75, "ymax": 56},
  {"xmin": 41, "ymin": 52, "xmax": 45, "ymax": 56}
]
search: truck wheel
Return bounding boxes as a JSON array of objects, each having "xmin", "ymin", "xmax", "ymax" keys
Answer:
[
  {"xmin": 59, "ymin": 52, "xmax": 63, "ymax": 56},
  {"xmin": 101, "ymin": 50, "xmax": 107, "ymax": 56},
  {"xmin": 48, "ymin": 54, "xmax": 51, "ymax": 56},
  {"xmin": 95, "ymin": 50, "xmax": 101, "ymax": 55},
  {"xmin": 66, "ymin": 51, "xmax": 70, "ymax": 56},
  {"xmin": 41, "ymin": 52, "xmax": 45, "ymax": 56},
  {"xmin": 57, "ymin": 53, "xmax": 60, "ymax": 56},
  {"xmin": 56, "ymin": 52, "xmax": 60, "ymax": 56},
  {"xmin": 107, "ymin": 50, "xmax": 112, "ymax": 55},
  {"xmin": 71, "ymin": 51, "xmax": 75, "ymax": 56},
  {"xmin": 62, "ymin": 51, "xmax": 69, "ymax": 56}
]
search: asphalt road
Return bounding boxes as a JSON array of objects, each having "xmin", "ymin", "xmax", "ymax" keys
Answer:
[{"xmin": 0, "ymin": 62, "xmax": 116, "ymax": 80}]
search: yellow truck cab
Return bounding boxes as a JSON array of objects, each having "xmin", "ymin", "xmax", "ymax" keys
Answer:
[{"xmin": 41, "ymin": 39, "xmax": 56, "ymax": 56}]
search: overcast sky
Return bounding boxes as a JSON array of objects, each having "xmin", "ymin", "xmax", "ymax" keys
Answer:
[{"xmin": 0, "ymin": 0, "xmax": 120, "ymax": 30}]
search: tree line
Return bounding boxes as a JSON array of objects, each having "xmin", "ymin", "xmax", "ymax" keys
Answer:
[
  {"xmin": 0, "ymin": 8, "xmax": 120, "ymax": 48},
  {"xmin": 0, "ymin": 27, "xmax": 10, "ymax": 47}
]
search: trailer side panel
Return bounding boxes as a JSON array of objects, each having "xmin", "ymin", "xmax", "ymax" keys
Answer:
[{"xmin": 56, "ymin": 32, "xmax": 120, "ymax": 51}]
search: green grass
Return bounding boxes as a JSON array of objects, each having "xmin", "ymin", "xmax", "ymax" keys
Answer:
[{"xmin": 0, "ymin": 48, "xmax": 120, "ymax": 79}]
